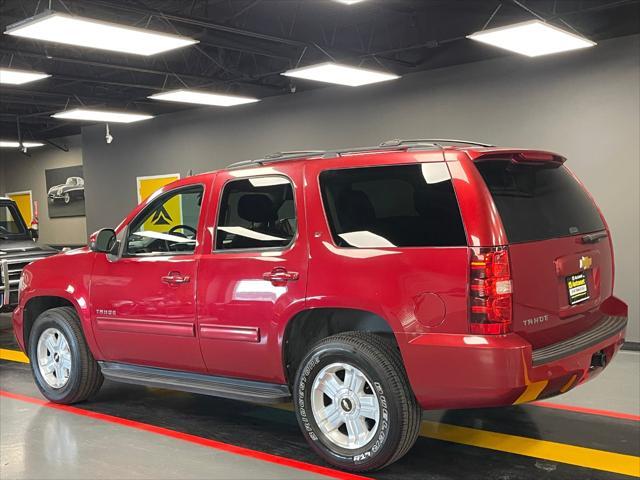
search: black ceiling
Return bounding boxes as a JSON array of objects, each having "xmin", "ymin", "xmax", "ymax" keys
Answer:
[{"xmin": 1, "ymin": 0, "xmax": 639, "ymax": 141}]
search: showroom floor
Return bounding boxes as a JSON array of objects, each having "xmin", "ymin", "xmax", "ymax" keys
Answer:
[{"xmin": 0, "ymin": 314, "xmax": 638, "ymax": 480}]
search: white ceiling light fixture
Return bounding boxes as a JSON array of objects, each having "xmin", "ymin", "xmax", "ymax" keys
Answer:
[
  {"xmin": 0, "ymin": 67, "xmax": 50, "ymax": 85},
  {"xmin": 5, "ymin": 11, "xmax": 198, "ymax": 56},
  {"xmin": 333, "ymin": 0, "xmax": 369, "ymax": 4},
  {"xmin": 0, "ymin": 140, "xmax": 44, "ymax": 148},
  {"xmin": 467, "ymin": 20, "xmax": 596, "ymax": 57},
  {"xmin": 52, "ymin": 109, "xmax": 153, "ymax": 124},
  {"xmin": 282, "ymin": 62, "xmax": 399, "ymax": 87},
  {"xmin": 149, "ymin": 89, "xmax": 260, "ymax": 107},
  {"xmin": 0, "ymin": 140, "xmax": 45, "ymax": 148}
]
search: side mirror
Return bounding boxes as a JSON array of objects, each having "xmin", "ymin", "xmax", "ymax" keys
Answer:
[
  {"xmin": 28, "ymin": 228, "xmax": 39, "ymax": 241},
  {"xmin": 89, "ymin": 229, "xmax": 117, "ymax": 254}
]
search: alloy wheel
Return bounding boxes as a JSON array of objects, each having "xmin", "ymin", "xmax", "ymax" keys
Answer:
[{"xmin": 310, "ymin": 362, "xmax": 381, "ymax": 450}]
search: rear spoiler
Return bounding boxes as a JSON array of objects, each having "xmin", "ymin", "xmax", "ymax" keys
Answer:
[{"xmin": 470, "ymin": 149, "xmax": 566, "ymax": 164}]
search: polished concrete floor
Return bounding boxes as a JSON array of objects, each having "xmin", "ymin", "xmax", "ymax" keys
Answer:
[{"xmin": 1, "ymin": 314, "xmax": 639, "ymax": 480}]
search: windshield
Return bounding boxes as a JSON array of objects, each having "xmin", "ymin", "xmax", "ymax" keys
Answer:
[
  {"xmin": 475, "ymin": 161, "xmax": 605, "ymax": 243},
  {"xmin": 0, "ymin": 203, "xmax": 28, "ymax": 238}
]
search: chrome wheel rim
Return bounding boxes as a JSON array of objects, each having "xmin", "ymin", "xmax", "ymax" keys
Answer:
[
  {"xmin": 310, "ymin": 362, "xmax": 380, "ymax": 450},
  {"xmin": 36, "ymin": 328, "xmax": 72, "ymax": 389}
]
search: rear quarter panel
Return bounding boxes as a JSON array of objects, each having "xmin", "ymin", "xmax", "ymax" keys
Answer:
[{"xmin": 301, "ymin": 152, "xmax": 471, "ymax": 390}]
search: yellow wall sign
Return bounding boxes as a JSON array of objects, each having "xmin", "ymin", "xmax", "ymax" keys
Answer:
[
  {"xmin": 6, "ymin": 191, "xmax": 33, "ymax": 225},
  {"xmin": 136, "ymin": 174, "xmax": 181, "ymax": 232}
]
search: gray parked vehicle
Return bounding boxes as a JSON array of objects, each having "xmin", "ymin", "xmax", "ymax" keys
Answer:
[{"xmin": 0, "ymin": 197, "xmax": 56, "ymax": 312}]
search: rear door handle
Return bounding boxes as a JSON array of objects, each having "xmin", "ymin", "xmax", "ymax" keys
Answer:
[
  {"xmin": 263, "ymin": 268, "xmax": 299, "ymax": 286},
  {"xmin": 162, "ymin": 272, "xmax": 191, "ymax": 285}
]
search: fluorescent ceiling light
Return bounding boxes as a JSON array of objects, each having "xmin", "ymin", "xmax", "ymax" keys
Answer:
[
  {"xmin": 149, "ymin": 89, "xmax": 259, "ymax": 107},
  {"xmin": 467, "ymin": 20, "xmax": 595, "ymax": 57},
  {"xmin": 52, "ymin": 109, "xmax": 153, "ymax": 123},
  {"xmin": 333, "ymin": 0, "xmax": 368, "ymax": 4},
  {"xmin": 282, "ymin": 62, "xmax": 399, "ymax": 87},
  {"xmin": 0, "ymin": 67, "xmax": 50, "ymax": 85},
  {"xmin": 5, "ymin": 11, "xmax": 198, "ymax": 56},
  {"xmin": 0, "ymin": 140, "xmax": 45, "ymax": 148}
]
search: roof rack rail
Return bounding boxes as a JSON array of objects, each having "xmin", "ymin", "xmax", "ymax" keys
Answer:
[
  {"xmin": 263, "ymin": 150, "xmax": 326, "ymax": 160},
  {"xmin": 227, "ymin": 150, "xmax": 326, "ymax": 169},
  {"xmin": 226, "ymin": 139, "xmax": 490, "ymax": 169},
  {"xmin": 380, "ymin": 138, "xmax": 494, "ymax": 148}
]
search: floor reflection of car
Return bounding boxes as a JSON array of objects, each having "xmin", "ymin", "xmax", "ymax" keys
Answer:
[{"xmin": 48, "ymin": 177, "xmax": 85, "ymax": 204}]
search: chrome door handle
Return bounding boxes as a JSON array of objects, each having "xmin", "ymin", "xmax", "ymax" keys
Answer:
[
  {"xmin": 263, "ymin": 268, "xmax": 299, "ymax": 286},
  {"xmin": 162, "ymin": 272, "xmax": 191, "ymax": 285}
]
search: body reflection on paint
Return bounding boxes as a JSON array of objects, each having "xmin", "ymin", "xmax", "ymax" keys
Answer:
[{"xmin": 232, "ymin": 279, "xmax": 287, "ymax": 302}]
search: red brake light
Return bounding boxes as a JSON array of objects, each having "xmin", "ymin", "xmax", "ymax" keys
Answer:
[{"xmin": 469, "ymin": 246, "xmax": 512, "ymax": 335}]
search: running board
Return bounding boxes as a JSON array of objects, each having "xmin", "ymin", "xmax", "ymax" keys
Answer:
[{"xmin": 98, "ymin": 362, "xmax": 291, "ymax": 404}]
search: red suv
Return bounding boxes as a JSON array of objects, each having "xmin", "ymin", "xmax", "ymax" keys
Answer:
[{"xmin": 13, "ymin": 139, "xmax": 628, "ymax": 472}]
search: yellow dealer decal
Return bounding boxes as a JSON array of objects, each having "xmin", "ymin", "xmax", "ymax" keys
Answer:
[
  {"xmin": 136, "ymin": 174, "xmax": 181, "ymax": 232},
  {"xmin": 6, "ymin": 190, "xmax": 33, "ymax": 225}
]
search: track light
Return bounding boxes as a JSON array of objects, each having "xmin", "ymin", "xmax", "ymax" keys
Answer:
[{"xmin": 105, "ymin": 124, "xmax": 113, "ymax": 144}]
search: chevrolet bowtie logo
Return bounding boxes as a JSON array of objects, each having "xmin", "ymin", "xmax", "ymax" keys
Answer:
[{"xmin": 579, "ymin": 256, "xmax": 593, "ymax": 270}]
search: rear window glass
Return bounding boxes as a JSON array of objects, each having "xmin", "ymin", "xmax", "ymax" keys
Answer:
[
  {"xmin": 319, "ymin": 164, "xmax": 466, "ymax": 248},
  {"xmin": 476, "ymin": 161, "xmax": 605, "ymax": 243}
]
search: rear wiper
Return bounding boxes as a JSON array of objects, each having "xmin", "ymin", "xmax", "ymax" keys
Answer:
[{"xmin": 581, "ymin": 231, "xmax": 608, "ymax": 244}]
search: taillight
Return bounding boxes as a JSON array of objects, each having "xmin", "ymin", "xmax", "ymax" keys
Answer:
[{"xmin": 470, "ymin": 246, "xmax": 513, "ymax": 335}]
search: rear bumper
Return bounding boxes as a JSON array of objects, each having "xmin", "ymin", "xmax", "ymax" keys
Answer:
[{"xmin": 402, "ymin": 314, "xmax": 627, "ymax": 410}]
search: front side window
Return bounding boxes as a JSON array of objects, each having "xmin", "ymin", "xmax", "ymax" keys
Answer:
[
  {"xmin": 126, "ymin": 186, "xmax": 203, "ymax": 255},
  {"xmin": 320, "ymin": 164, "xmax": 466, "ymax": 248},
  {"xmin": 215, "ymin": 176, "xmax": 296, "ymax": 250},
  {"xmin": 0, "ymin": 204, "xmax": 26, "ymax": 237}
]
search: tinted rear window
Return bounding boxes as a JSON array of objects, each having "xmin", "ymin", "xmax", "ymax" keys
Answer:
[
  {"xmin": 319, "ymin": 164, "xmax": 466, "ymax": 248},
  {"xmin": 476, "ymin": 161, "xmax": 604, "ymax": 243}
]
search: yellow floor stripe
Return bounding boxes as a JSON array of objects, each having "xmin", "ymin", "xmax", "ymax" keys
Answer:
[
  {"xmin": 422, "ymin": 421, "xmax": 639, "ymax": 477},
  {"xmin": 1, "ymin": 349, "xmax": 638, "ymax": 476},
  {"xmin": 0, "ymin": 348, "xmax": 29, "ymax": 363}
]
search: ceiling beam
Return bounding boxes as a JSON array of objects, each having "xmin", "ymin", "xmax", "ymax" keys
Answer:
[{"xmin": 0, "ymin": 47, "xmax": 286, "ymax": 92}]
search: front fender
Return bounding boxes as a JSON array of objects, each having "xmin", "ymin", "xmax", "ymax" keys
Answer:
[{"xmin": 16, "ymin": 250, "xmax": 103, "ymax": 359}]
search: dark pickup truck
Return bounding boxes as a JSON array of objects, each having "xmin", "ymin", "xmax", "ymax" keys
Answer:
[{"xmin": 0, "ymin": 197, "xmax": 56, "ymax": 312}]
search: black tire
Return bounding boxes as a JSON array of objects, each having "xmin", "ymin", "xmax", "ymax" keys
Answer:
[
  {"xmin": 28, "ymin": 307, "xmax": 103, "ymax": 404},
  {"xmin": 293, "ymin": 332, "xmax": 421, "ymax": 472}
]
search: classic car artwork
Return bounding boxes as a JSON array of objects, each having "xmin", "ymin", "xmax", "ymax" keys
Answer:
[
  {"xmin": 45, "ymin": 165, "xmax": 86, "ymax": 218},
  {"xmin": 47, "ymin": 176, "xmax": 85, "ymax": 204}
]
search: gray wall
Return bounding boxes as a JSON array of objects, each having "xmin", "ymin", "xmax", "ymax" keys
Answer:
[
  {"xmin": 83, "ymin": 34, "xmax": 640, "ymax": 341},
  {"xmin": 0, "ymin": 136, "xmax": 87, "ymax": 245}
]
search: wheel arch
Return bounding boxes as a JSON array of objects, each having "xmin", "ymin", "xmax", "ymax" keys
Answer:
[
  {"xmin": 22, "ymin": 295, "xmax": 98, "ymax": 358},
  {"xmin": 280, "ymin": 307, "xmax": 398, "ymax": 385}
]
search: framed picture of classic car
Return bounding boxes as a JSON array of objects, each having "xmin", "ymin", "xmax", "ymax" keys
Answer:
[{"xmin": 45, "ymin": 165, "xmax": 86, "ymax": 218}]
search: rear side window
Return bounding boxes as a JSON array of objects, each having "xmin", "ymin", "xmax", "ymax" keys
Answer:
[
  {"xmin": 476, "ymin": 161, "xmax": 605, "ymax": 243},
  {"xmin": 216, "ymin": 176, "xmax": 296, "ymax": 250},
  {"xmin": 319, "ymin": 164, "xmax": 466, "ymax": 248}
]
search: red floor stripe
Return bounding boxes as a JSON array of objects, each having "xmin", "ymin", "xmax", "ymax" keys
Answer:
[
  {"xmin": 532, "ymin": 401, "xmax": 640, "ymax": 422},
  {"xmin": 0, "ymin": 389, "xmax": 370, "ymax": 480}
]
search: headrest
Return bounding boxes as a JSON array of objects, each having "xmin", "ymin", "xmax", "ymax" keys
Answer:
[
  {"xmin": 338, "ymin": 190, "xmax": 376, "ymax": 229},
  {"xmin": 238, "ymin": 193, "xmax": 276, "ymax": 223}
]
